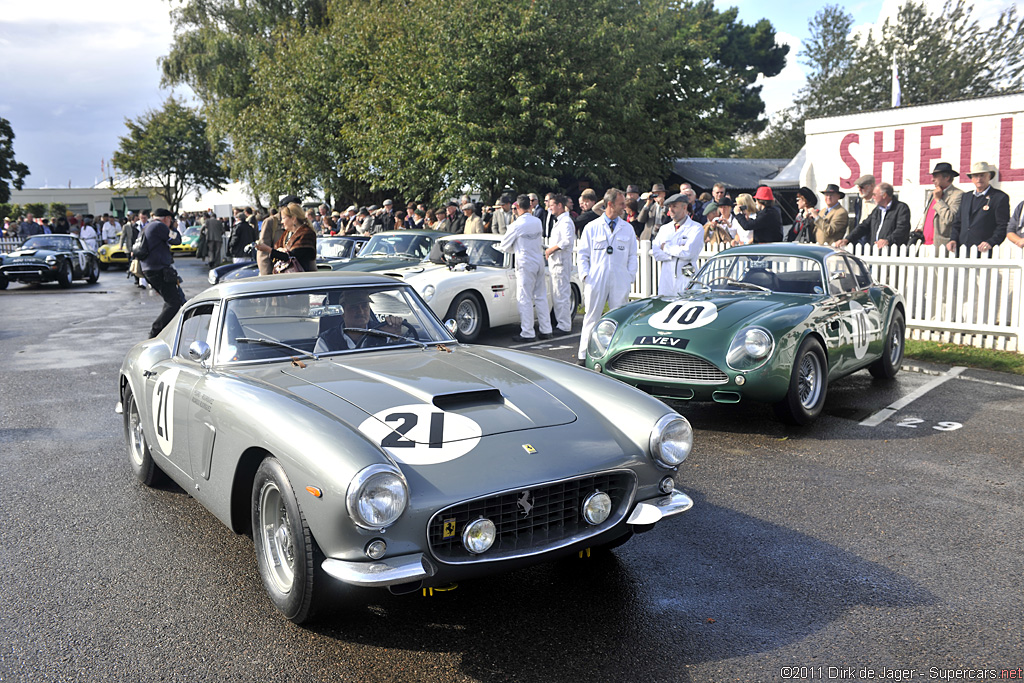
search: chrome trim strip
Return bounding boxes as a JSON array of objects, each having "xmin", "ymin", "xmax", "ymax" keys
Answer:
[
  {"xmin": 322, "ymin": 553, "xmax": 429, "ymax": 587},
  {"xmin": 426, "ymin": 468, "xmax": 638, "ymax": 566},
  {"xmin": 626, "ymin": 490, "xmax": 694, "ymax": 525}
]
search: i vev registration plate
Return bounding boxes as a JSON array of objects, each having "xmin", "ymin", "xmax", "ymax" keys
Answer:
[{"xmin": 634, "ymin": 336, "xmax": 688, "ymax": 349}]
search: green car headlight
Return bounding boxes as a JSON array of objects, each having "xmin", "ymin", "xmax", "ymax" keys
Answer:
[
  {"xmin": 726, "ymin": 327, "xmax": 774, "ymax": 371},
  {"xmin": 346, "ymin": 464, "xmax": 408, "ymax": 530},
  {"xmin": 649, "ymin": 414, "xmax": 693, "ymax": 468},
  {"xmin": 588, "ymin": 319, "xmax": 617, "ymax": 357}
]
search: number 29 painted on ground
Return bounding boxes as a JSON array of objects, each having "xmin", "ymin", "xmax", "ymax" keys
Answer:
[{"xmin": 896, "ymin": 417, "xmax": 962, "ymax": 431}]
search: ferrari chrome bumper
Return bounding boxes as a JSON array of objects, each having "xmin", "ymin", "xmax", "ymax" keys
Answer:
[
  {"xmin": 322, "ymin": 553, "xmax": 430, "ymax": 587},
  {"xmin": 626, "ymin": 490, "xmax": 694, "ymax": 525}
]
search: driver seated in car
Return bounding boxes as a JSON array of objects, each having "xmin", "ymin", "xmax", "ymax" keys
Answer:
[{"xmin": 314, "ymin": 290, "xmax": 405, "ymax": 352}]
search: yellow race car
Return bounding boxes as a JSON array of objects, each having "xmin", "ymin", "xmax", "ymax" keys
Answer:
[
  {"xmin": 97, "ymin": 241, "xmax": 130, "ymax": 270},
  {"xmin": 170, "ymin": 225, "xmax": 200, "ymax": 256}
]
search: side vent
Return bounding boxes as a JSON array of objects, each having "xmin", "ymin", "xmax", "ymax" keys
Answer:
[{"xmin": 432, "ymin": 389, "xmax": 503, "ymax": 411}]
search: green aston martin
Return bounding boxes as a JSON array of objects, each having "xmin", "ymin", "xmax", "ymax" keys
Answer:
[{"xmin": 585, "ymin": 244, "xmax": 906, "ymax": 425}]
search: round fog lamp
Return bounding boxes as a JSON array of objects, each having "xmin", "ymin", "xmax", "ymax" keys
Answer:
[
  {"xmin": 659, "ymin": 476, "xmax": 675, "ymax": 494},
  {"xmin": 365, "ymin": 539, "xmax": 387, "ymax": 559},
  {"xmin": 462, "ymin": 518, "xmax": 496, "ymax": 554},
  {"xmin": 582, "ymin": 491, "xmax": 612, "ymax": 525},
  {"xmin": 735, "ymin": 375, "xmax": 746, "ymax": 386}
]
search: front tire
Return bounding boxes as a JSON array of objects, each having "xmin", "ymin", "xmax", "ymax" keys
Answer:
[
  {"xmin": 86, "ymin": 259, "xmax": 100, "ymax": 283},
  {"xmin": 774, "ymin": 337, "xmax": 828, "ymax": 425},
  {"xmin": 252, "ymin": 457, "xmax": 323, "ymax": 624},
  {"xmin": 57, "ymin": 261, "xmax": 73, "ymax": 288},
  {"xmin": 869, "ymin": 310, "xmax": 904, "ymax": 379},
  {"xmin": 123, "ymin": 384, "xmax": 164, "ymax": 486},
  {"xmin": 447, "ymin": 291, "xmax": 485, "ymax": 343}
]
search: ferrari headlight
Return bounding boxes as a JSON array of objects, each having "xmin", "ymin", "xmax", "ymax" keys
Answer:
[
  {"xmin": 346, "ymin": 464, "xmax": 408, "ymax": 530},
  {"xmin": 588, "ymin": 319, "xmax": 617, "ymax": 357},
  {"xmin": 649, "ymin": 413, "xmax": 693, "ymax": 468},
  {"xmin": 726, "ymin": 326, "xmax": 774, "ymax": 371},
  {"xmin": 422, "ymin": 284, "xmax": 435, "ymax": 302},
  {"xmin": 462, "ymin": 518, "xmax": 496, "ymax": 554}
]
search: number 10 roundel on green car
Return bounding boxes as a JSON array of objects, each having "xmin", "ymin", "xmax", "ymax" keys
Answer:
[{"xmin": 585, "ymin": 244, "xmax": 906, "ymax": 425}]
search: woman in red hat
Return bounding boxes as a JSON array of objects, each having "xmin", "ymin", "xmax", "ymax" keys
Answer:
[{"xmin": 735, "ymin": 185, "xmax": 783, "ymax": 243}]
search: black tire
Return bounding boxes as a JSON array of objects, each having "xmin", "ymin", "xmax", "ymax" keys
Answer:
[
  {"xmin": 57, "ymin": 261, "xmax": 73, "ymax": 288},
  {"xmin": 123, "ymin": 384, "xmax": 164, "ymax": 487},
  {"xmin": 869, "ymin": 309, "xmax": 904, "ymax": 379},
  {"xmin": 446, "ymin": 291, "xmax": 485, "ymax": 343},
  {"xmin": 773, "ymin": 337, "xmax": 828, "ymax": 425},
  {"xmin": 86, "ymin": 259, "xmax": 100, "ymax": 284},
  {"xmin": 98, "ymin": 262, "xmax": 109, "ymax": 271},
  {"xmin": 0, "ymin": 275, "xmax": 7, "ymax": 290},
  {"xmin": 252, "ymin": 457, "xmax": 323, "ymax": 624}
]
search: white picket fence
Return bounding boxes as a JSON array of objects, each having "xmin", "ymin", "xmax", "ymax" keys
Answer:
[{"xmin": 628, "ymin": 241, "xmax": 1024, "ymax": 353}]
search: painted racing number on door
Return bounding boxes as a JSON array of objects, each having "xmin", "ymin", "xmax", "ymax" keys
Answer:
[
  {"xmin": 647, "ymin": 301, "xmax": 718, "ymax": 331},
  {"xmin": 847, "ymin": 301, "xmax": 870, "ymax": 359},
  {"xmin": 358, "ymin": 404, "xmax": 482, "ymax": 465},
  {"xmin": 151, "ymin": 368, "xmax": 180, "ymax": 455}
]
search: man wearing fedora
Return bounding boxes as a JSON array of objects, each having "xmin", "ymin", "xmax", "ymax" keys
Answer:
[
  {"xmin": 948, "ymin": 161, "xmax": 1009, "ymax": 255},
  {"xmin": 836, "ymin": 182, "xmax": 910, "ymax": 250},
  {"xmin": 490, "ymin": 194, "xmax": 515, "ymax": 235},
  {"xmin": 637, "ymin": 183, "xmax": 669, "ymax": 240},
  {"xmin": 808, "ymin": 184, "xmax": 849, "ymax": 245},
  {"xmin": 917, "ymin": 162, "xmax": 964, "ymax": 249}
]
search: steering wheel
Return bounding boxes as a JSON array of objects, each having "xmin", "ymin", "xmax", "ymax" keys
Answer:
[{"xmin": 705, "ymin": 275, "xmax": 771, "ymax": 292}]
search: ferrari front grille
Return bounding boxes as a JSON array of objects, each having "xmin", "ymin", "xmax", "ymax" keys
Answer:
[
  {"xmin": 427, "ymin": 470, "xmax": 636, "ymax": 564},
  {"xmin": 609, "ymin": 349, "xmax": 728, "ymax": 384}
]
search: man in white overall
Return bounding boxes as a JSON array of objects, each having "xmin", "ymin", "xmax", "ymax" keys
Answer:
[
  {"xmin": 652, "ymin": 193, "xmax": 704, "ymax": 296},
  {"xmin": 576, "ymin": 188, "xmax": 637, "ymax": 364},
  {"xmin": 544, "ymin": 193, "xmax": 576, "ymax": 335},
  {"xmin": 496, "ymin": 194, "xmax": 552, "ymax": 342}
]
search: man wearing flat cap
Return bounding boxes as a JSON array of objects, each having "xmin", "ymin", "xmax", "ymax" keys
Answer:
[
  {"xmin": 140, "ymin": 208, "xmax": 185, "ymax": 338},
  {"xmin": 917, "ymin": 162, "xmax": 964, "ymax": 249},
  {"xmin": 948, "ymin": 161, "xmax": 1009, "ymax": 254},
  {"xmin": 807, "ymin": 184, "xmax": 849, "ymax": 245},
  {"xmin": 490, "ymin": 195, "xmax": 515, "ymax": 234},
  {"xmin": 637, "ymin": 183, "xmax": 669, "ymax": 240},
  {"xmin": 653, "ymin": 193, "xmax": 703, "ymax": 296},
  {"xmin": 849, "ymin": 174, "xmax": 877, "ymax": 240}
]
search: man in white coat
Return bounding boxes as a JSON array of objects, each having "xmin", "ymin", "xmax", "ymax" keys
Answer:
[
  {"xmin": 496, "ymin": 194, "xmax": 552, "ymax": 342},
  {"xmin": 576, "ymin": 188, "xmax": 637, "ymax": 364},
  {"xmin": 544, "ymin": 193, "xmax": 575, "ymax": 335},
  {"xmin": 652, "ymin": 193, "xmax": 703, "ymax": 296}
]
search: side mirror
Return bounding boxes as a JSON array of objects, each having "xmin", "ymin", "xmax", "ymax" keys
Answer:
[
  {"xmin": 682, "ymin": 265, "xmax": 695, "ymax": 278},
  {"xmin": 189, "ymin": 340, "xmax": 212, "ymax": 365},
  {"xmin": 444, "ymin": 319, "xmax": 459, "ymax": 336}
]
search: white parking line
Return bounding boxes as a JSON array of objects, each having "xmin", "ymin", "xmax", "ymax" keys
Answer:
[
  {"xmin": 859, "ymin": 366, "xmax": 967, "ymax": 427},
  {"xmin": 510, "ymin": 335, "xmax": 580, "ymax": 350}
]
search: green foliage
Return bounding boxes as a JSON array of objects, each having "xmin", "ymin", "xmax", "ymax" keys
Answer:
[
  {"xmin": 111, "ymin": 97, "xmax": 229, "ymax": 214},
  {"xmin": 0, "ymin": 203, "xmax": 21, "ymax": 220},
  {"xmin": 0, "ymin": 118, "xmax": 30, "ymax": 204},
  {"xmin": 22, "ymin": 203, "xmax": 47, "ymax": 219},
  {"xmin": 163, "ymin": 0, "xmax": 789, "ymax": 203},
  {"xmin": 49, "ymin": 202, "xmax": 68, "ymax": 220}
]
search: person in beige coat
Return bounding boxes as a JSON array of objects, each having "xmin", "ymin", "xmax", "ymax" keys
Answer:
[
  {"xmin": 461, "ymin": 202, "xmax": 485, "ymax": 234},
  {"xmin": 808, "ymin": 184, "xmax": 849, "ymax": 245},
  {"xmin": 917, "ymin": 161, "xmax": 964, "ymax": 248},
  {"xmin": 257, "ymin": 196, "xmax": 294, "ymax": 275}
]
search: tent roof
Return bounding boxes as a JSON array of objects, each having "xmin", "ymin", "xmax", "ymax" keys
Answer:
[{"xmin": 670, "ymin": 157, "xmax": 790, "ymax": 192}]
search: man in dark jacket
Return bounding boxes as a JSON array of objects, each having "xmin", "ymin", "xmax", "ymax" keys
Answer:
[
  {"xmin": 228, "ymin": 210, "xmax": 258, "ymax": 262},
  {"xmin": 948, "ymin": 161, "xmax": 1010, "ymax": 255},
  {"xmin": 140, "ymin": 208, "xmax": 184, "ymax": 338},
  {"xmin": 837, "ymin": 182, "xmax": 911, "ymax": 249}
]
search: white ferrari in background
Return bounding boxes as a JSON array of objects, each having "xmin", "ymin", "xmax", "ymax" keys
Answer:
[{"xmin": 381, "ymin": 234, "xmax": 582, "ymax": 342}]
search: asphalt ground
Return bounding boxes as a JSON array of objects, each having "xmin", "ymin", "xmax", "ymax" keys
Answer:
[{"xmin": 1, "ymin": 257, "xmax": 1022, "ymax": 682}]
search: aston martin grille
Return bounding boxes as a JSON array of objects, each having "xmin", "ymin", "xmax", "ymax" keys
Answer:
[
  {"xmin": 609, "ymin": 349, "xmax": 728, "ymax": 384},
  {"xmin": 427, "ymin": 470, "xmax": 636, "ymax": 564}
]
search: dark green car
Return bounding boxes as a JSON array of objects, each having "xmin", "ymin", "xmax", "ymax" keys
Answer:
[
  {"xmin": 585, "ymin": 244, "xmax": 906, "ymax": 424},
  {"xmin": 0, "ymin": 234, "xmax": 101, "ymax": 289}
]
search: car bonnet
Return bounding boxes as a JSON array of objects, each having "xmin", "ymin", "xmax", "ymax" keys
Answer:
[
  {"xmin": 273, "ymin": 347, "xmax": 578, "ymax": 445},
  {"xmin": 622, "ymin": 293, "xmax": 812, "ymax": 335}
]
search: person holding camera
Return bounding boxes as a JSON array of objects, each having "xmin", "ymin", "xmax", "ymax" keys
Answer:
[
  {"xmin": 734, "ymin": 186, "xmax": 783, "ymax": 243},
  {"xmin": 138, "ymin": 208, "xmax": 184, "ymax": 338}
]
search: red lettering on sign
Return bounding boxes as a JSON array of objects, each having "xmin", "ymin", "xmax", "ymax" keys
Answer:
[
  {"xmin": 960, "ymin": 122, "xmax": 973, "ymax": 176},
  {"xmin": 839, "ymin": 134, "xmax": 860, "ymax": 189},
  {"xmin": 873, "ymin": 130, "xmax": 904, "ymax": 186},
  {"xmin": 999, "ymin": 117, "xmax": 1024, "ymax": 181},
  {"xmin": 920, "ymin": 125, "xmax": 943, "ymax": 184}
]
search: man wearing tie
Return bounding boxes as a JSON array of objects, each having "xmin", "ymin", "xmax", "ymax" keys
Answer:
[{"xmin": 948, "ymin": 161, "xmax": 1009, "ymax": 255}]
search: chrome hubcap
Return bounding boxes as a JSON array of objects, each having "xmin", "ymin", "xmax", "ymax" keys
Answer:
[
  {"xmin": 890, "ymin": 325, "xmax": 903, "ymax": 365},
  {"xmin": 259, "ymin": 483, "xmax": 295, "ymax": 593},
  {"xmin": 128, "ymin": 398, "xmax": 145, "ymax": 467},
  {"xmin": 797, "ymin": 352, "xmax": 822, "ymax": 409},
  {"xmin": 456, "ymin": 300, "xmax": 478, "ymax": 335}
]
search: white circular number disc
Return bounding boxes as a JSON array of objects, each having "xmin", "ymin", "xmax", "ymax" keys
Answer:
[
  {"xmin": 151, "ymin": 367, "xmax": 179, "ymax": 456},
  {"xmin": 647, "ymin": 301, "xmax": 718, "ymax": 331},
  {"xmin": 849, "ymin": 300, "xmax": 869, "ymax": 359},
  {"xmin": 358, "ymin": 404, "xmax": 482, "ymax": 465}
]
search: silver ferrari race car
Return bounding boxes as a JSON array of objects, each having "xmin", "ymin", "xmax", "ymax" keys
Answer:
[{"xmin": 117, "ymin": 272, "xmax": 695, "ymax": 623}]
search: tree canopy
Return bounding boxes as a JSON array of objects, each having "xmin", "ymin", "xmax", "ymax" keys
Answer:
[
  {"xmin": 111, "ymin": 97, "xmax": 229, "ymax": 214},
  {"xmin": 162, "ymin": 0, "xmax": 788, "ymax": 204},
  {"xmin": 0, "ymin": 118, "xmax": 30, "ymax": 204},
  {"xmin": 741, "ymin": 0, "xmax": 1024, "ymax": 159}
]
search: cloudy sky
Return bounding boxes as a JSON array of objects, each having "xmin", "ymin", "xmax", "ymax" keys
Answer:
[{"xmin": 0, "ymin": 0, "xmax": 1012, "ymax": 189}]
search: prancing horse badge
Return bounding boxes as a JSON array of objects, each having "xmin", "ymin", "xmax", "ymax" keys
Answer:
[{"xmin": 522, "ymin": 444, "xmax": 537, "ymax": 454}]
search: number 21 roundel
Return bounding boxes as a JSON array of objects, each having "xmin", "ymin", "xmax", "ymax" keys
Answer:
[
  {"xmin": 358, "ymin": 405, "xmax": 482, "ymax": 465},
  {"xmin": 647, "ymin": 301, "xmax": 718, "ymax": 331},
  {"xmin": 151, "ymin": 368, "xmax": 180, "ymax": 456}
]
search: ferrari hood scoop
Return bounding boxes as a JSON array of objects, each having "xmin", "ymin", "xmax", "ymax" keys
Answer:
[{"xmin": 277, "ymin": 349, "xmax": 576, "ymax": 444}]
